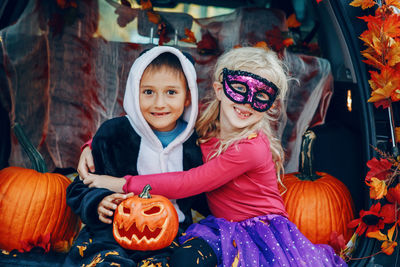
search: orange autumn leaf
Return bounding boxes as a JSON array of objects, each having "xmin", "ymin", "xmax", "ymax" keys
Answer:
[
  {"xmin": 180, "ymin": 28, "xmax": 197, "ymax": 43},
  {"xmin": 392, "ymin": 89, "xmax": 400, "ymax": 102},
  {"xmin": 254, "ymin": 41, "xmax": 268, "ymax": 49},
  {"xmin": 362, "ymin": 51, "xmax": 385, "ymax": 70},
  {"xmin": 368, "ymin": 67, "xmax": 400, "ymax": 102},
  {"xmin": 366, "ymin": 177, "xmax": 387, "ymax": 199},
  {"xmin": 386, "ymin": 42, "xmax": 400, "ymax": 67},
  {"xmin": 287, "ymin": 14, "xmax": 301, "ymax": 28},
  {"xmin": 283, "ymin": 38, "xmax": 294, "ymax": 47},
  {"xmin": 350, "ymin": 0, "xmax": 376, "ymax": 10},
  {"xmin": 366, "ymin": 223, "xmax": 397, "ymax": 255},
  {"xmin": 366, "ymin": 230, "xmax": 386, "ymax": 241},
  {"xmin": 383, "ymin": 223, "xmax": 397, "ymax": 255},
  {"xmin": 368, "ymin": 67, "xmax": 396, "ymax": 91},
  {"xmin": 386, "ymin": 0, "xmax": 400, "ymax": 10},
  {"xmin": 382, "ymin": 240, "xmax": 398, "ymax": 255},
  {"xmin": 382, "ymin": 15, "xmax": 400, "ymax": 38}
]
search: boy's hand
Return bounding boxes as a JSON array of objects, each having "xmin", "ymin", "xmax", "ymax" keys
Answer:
[
  {"xmin": 78, "ymin": 146, "xmax": 95, "ymax": 180},
  {"xmin": 83, "ymin": 173, "xmax": 125, "ymax": 193},
  {"xmin": 98, "ymin": 193, "xmax": 134, "ymax": 224}
]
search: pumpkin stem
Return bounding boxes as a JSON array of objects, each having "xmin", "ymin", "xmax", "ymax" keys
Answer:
[
  {"xmin": 12, "ymin": 122, "xmax": 48, "ymax": 173},
  {"xmin": 297, "ymin": 130, "xmax": 320, "ymax": 181},
  {"xmin": 139, "ymin": 184, "xmax": 152, "ymax": 199}
]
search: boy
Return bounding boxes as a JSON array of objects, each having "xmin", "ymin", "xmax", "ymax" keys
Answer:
[{"xmin": 64, "ymin": 46, "xmax": 210, "ymax": 266}]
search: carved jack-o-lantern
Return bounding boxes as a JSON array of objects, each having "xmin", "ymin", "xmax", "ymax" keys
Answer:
[{"xmin": 113, "ymin": 185, "xmax": 179, "ymax": 251}]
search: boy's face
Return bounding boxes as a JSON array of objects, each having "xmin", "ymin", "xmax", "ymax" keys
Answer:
[{"xmin": 139, "ymin": 66, "xmax": 190, "ymax": 132}]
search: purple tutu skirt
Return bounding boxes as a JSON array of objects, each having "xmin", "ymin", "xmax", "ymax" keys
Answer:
[{"xmin": 179, "ymin": 215, "xmax": 347, "ymax": 267}]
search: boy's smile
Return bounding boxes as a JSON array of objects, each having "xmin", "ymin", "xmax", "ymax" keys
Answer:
[{"xmin": 139, "ymin": 66, "xmax": 190, "ymax": 132}]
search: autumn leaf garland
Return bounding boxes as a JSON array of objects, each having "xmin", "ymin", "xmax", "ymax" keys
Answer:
[
  {"xmin": 339, "ymin": 0, "xmax": 400, "ymax": 261},
  {"xmin": 350, "ymin": 0, "xmax": 400, "ymax": 108}
]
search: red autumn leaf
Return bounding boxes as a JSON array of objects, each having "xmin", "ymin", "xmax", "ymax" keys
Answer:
[
  {"xmin": 287, "ymin": 14, "xmax": 301, "ymax": 28},
  {"xmin": 197, "ymin": 31, "xmax": 218, "ymax": 55},
  {"xmin": 365, "ymin": 157, "xmax": 393, "ymax": 181},
  {"xmin": 328, "ymin": 231, "xmax": 346, "ymax": 254},
  {"xmin": 158, "ymin": 22, "xmax": 170, "ymax": 45},
  {"xmin": 359, "ymin": 15, "xmax": 382, "ymax": 25},
  {"xmin": 380, "ymin": 204, "xmax": 396, "ymax": 224},
  {"xmin": 140, "ymin": 0, "xmax": 153, "ymax": 10},
  {"xmin": 180, "ymin": 28, "xmax": 197, "ymax": 43},
  {"xmin": 374, "ymin": 99, "xmax": 391, "ymax": 109},
  {"xmin": 387, "ymin": 183, "xmax": 400, "ymax": 204},
  {"xmin": 350, "ymin": 0, "xmax": 376, "ymax": 10},
  {"xmin": 265, "ymin": 26, "xmax": 285, "ymax": 52}
]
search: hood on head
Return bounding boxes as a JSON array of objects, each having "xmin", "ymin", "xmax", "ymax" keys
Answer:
[{"xmin": 123, "ymin": 46, "xmax": 198, "ymax": 150}]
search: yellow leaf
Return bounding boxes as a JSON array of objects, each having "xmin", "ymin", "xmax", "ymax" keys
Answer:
[
  {"xmin": 387, "ymin": 223, "xmax": 397, "ymax": 241},
  {"xmin": 366, "ymin": 177, "xmax": 387, "ymax": 199},
  {"xmin": 387, "ymin": 43, "xmax": 400, "ymax": 66},
  {"xmin": 77, "ymin": 245, "xmax": 87, "ymax": 257},
  {"xmin": 349, "ymin": 0, "xmax": 376, "ymax": 9}
]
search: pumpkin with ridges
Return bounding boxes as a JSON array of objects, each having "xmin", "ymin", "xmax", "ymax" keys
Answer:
[
  {"xmin": 0, "ymin": 166, "xmax": 81, "ymax": 252},
  {"xmin": 280, "ymin": 130, "xmax": 355, "ymax": 245}
]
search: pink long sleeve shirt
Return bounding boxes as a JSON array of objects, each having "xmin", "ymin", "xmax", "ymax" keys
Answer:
[{"xmin": 123, "ymin": 132, "xmax": 288, "ymax": 222}]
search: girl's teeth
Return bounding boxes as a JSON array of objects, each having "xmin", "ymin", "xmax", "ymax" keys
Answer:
[{"xmin": 235, "ymin": 107, "xmax": 250, "ymax": 117}]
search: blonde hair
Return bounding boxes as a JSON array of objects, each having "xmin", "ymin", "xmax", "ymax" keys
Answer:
[{"xmin": 196, "ymin": 47, "xmax": 289, "ymax": 184}]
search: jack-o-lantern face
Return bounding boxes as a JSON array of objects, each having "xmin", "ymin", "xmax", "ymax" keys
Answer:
[{"xmin": 113, "ymin": 185, "xmax": 179, "ymax": 251}]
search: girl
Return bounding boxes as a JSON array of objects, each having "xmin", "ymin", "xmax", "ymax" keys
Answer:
[{"xmin": 83, "ymin": 47, "xmax": 346, "ymax": 266}]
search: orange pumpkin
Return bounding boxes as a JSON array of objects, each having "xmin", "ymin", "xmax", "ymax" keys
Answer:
[
  {"xmin": 0, "ymin": 166, "xmax": 81, "ymax": 252},
  {"xmin": 281, "ymin": 130, "xmax": 355, "ymax": 244},
  {"xmin": 113, "ymin": 184, "xmax": 179, "ymax": 251}
]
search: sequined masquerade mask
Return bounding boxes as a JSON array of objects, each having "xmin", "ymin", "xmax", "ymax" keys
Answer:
[{"xmin": 221, "ymin": 68, "xmax": 279, "ymax": 112}]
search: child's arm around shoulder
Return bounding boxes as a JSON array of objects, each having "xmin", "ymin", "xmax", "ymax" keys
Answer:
[{"xmin": 122, "ymin": 133, "xmax": 270, "ymax": 198}]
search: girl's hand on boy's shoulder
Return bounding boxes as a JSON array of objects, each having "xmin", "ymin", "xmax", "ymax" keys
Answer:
[
  {"xmin": 77, "ymin": 146, "xmax": 95, "ymax": 180},
  {"xmin": 98, "ymin": 192, "xmax": 134, "ymax": 224},
  {"xmin": 83, "ymin": 173, "xmax": 125, "ymax": 193}
]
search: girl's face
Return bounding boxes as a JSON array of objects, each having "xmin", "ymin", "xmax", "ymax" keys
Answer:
[{"xmin": 213, "ymin": 68, "xmax": 274, "ymax": 138}]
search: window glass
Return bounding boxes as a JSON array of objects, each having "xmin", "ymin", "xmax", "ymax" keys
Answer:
[{"xmin": 97, "ymin": 0, "xmax": 234, "ymax": 43}]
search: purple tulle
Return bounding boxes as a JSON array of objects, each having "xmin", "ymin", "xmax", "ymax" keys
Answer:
[{"xmin": 179, "ymin": 215, "xmax": 347, "ymax": 267}]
